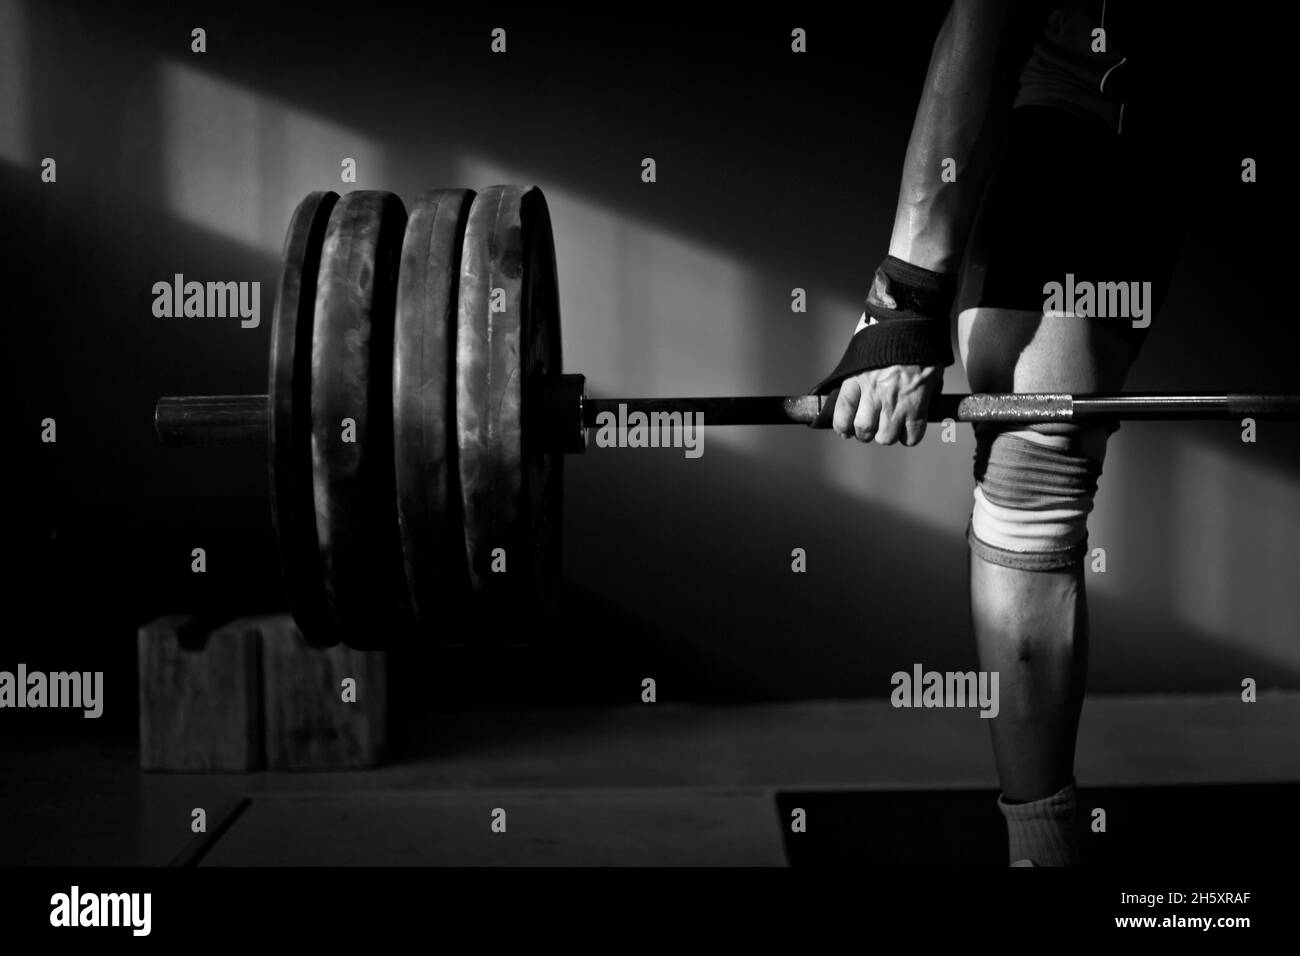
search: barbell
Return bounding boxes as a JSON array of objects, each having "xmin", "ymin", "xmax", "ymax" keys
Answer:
[{"xmin": 155, "ymin": 186, "xmax": 1300, "ymax": 648}]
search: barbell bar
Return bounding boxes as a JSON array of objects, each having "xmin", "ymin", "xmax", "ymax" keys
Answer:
[
  {"xmin": 155, "ymin": 389, "xmax": 1300, "ymax": 446},
  {"xmin": 154, "ymin": 185, "xmax": 1300, "ymax": 648}
]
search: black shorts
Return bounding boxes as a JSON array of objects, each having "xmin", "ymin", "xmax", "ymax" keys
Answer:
[{"xmin": 957, "ymin": 105, "xmax": 1185, "ymax": 357}]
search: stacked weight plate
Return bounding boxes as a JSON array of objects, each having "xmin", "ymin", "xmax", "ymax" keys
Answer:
[{"xmin": 267, "ymin": 185, "xmax": 563, "ymax": 648}]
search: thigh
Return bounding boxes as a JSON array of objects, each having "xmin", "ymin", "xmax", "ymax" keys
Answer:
[
  {"xmin": 957, "ymin": 307, "xmax": 1136, "ymax": 435},
  {"xmin": 957, "ymin": 107, "xmax": 1182, "ymax": 364}
]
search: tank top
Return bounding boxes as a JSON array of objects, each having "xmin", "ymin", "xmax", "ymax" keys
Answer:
[{"xmin": 1015, "ymin": 0, "xmax": 1130, "ymax": 134}]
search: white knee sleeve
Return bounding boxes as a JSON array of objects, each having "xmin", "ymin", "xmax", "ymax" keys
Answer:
[{"xmin": 968, "ymin": 425, "xmax": 1111, "ymax": 571}]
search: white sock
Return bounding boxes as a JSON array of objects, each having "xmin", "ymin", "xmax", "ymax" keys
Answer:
[{"xmin": 998, "ymin": 780, "xmax": 1081, "ymax": 867}]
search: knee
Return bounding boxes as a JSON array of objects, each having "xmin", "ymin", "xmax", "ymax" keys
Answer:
[{"xmin": 968, "ymin": 423, "xmax": 1112, "ymax": 571}]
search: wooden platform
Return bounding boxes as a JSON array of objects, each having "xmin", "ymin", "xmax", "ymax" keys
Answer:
[
  {"xmin": 172, "ymin": 781, "xmax": 1297, "ymax": 867},
  {"xmin": 189, "ymin": 789, "xmax": 787, "ymax": 866}
]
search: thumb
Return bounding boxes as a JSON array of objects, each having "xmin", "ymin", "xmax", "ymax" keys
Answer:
[{"xmin": 812, "ymin": 386, "xmax": 841, "ymax": 429}]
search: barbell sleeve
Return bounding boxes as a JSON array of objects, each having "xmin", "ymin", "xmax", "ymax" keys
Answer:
[{"xmin": 155, "ymin": 395, "xmax": 270, "ymax": 445}]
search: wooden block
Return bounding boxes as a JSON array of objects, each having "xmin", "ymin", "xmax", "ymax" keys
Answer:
[
  {"xmin": 137, "ymin": 616, "xmax": 262, "ymax": 772},
  {"xmin": 258, "ymin": 615, "xmax": 387, "ymax": 769}
]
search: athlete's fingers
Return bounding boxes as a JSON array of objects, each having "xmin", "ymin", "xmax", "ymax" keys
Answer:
[{"xmin": 833, "ymin": 378, "xmax": 862, "ymax": 438}]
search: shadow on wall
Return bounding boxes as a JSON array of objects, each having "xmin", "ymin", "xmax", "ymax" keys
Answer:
[
  {"xmin": 7, "ymin": 0, "xmax": 1296, "ymax": 702},
  {"xmin": 557, "ymin": 436, "xmax": 1300, "ymax": 700}
]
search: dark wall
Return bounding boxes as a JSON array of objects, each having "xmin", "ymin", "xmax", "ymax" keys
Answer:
[{"xmin": 4, "ymin": 1, "xmax": 1295, "ymax": 728}]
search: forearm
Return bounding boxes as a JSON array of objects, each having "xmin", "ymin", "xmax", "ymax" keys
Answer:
[
  {"xmin": 888, "ymin": 0, "xmax": 1025, "ymax": 273},
  {"xmin": 812, "ymin": 2, "xmax": 1034, "ymax": 396}
]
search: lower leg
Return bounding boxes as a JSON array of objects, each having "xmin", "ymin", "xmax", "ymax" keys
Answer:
[
  {"xmin": 971, "ymin": 554, "xmax": 1089, "ymax": 865},
  {"xmin": 971, "ymin": 555, "xmax": 1088, "ymax": 800}
]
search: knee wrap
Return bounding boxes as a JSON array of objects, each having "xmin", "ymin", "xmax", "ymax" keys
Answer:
[{"xmin": 968, "ymin": 425, "xmax": 1111, "ymax": 571}]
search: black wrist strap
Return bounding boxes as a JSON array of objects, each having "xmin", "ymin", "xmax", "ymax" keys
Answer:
[
  {"xmin": 809, "ymin": 318, "xmax": 952, "ymax": 394},
  {"xmin": 809, "ymin": 256, "xmax": 957, "ymax": 395},
  {"xmin": 873, "ymin": 255, "xmax": 958, "ymax": 316}
]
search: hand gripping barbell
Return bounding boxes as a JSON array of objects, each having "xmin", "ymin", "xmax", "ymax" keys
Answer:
[{"xmin": 154, "ymin": 186, "xmax": 1300, "ymax": 648}]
